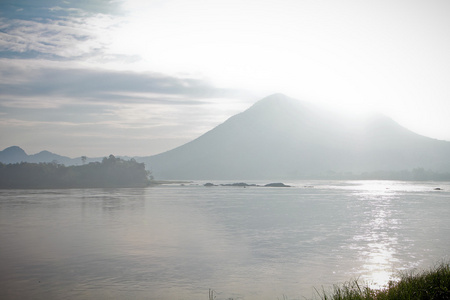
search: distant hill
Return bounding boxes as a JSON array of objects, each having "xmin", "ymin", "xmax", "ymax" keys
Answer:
[
  {"xmin": 140, "ymin": 94, "xmax": 450, "ymax": 180},
  {"xmin": 0, "ymin": 146, "xmax": 28, "ymax": 163},
  {"xmin": 0, "ymin": 146, "xmax": 98, "ymax": 165}
]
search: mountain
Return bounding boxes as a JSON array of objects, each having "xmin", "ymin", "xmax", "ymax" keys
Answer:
[
  {"xmin": 0, "ymin": 146, "xmax": 90, "ymax": 165},
  {"xmin": 141, "ymin": 94, "xmax": 450, "ymax": 180},
  {"xmin": 0, "ymin": 146, "xmax": 28, "ymax": 163},
  {"xmin": 0, "ymin": 146, "xmax": 135, "ymax": 166}
]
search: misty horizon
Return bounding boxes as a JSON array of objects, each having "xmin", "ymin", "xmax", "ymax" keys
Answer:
[
  {"xmin": 1, "ymin": 92, "xmax": 450, "ymax": 159},
  {"xmin": 2, "ymin": 93, "xmax": 450, "ymax": 181}
]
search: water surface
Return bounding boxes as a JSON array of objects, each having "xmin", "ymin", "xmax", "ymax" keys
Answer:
[{"xmin": 1, "ymin": 180, "xmax": 449, "ymax": 299}]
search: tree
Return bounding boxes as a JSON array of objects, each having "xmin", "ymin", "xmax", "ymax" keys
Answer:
[{"xmin": 0, "ymin": 156, "xmax": 151, "ymax": 189}]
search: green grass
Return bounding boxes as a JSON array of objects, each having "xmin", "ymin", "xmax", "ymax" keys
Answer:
[
  {"xmin": 316, "ymin": 262, "xmax": 450, "ymax": 300},
  {"xmin": 207, "ymin": 263, "xmax": 450, "ymax": 300}
]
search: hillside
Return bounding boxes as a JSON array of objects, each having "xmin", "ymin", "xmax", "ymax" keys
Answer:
[
  {"xmin": 0, "ymin": 146, "xmax": 101, "ymax": 165},
  {"xmin": 140, "ymin": 94, "xmax": 450, "ymax": 180}
]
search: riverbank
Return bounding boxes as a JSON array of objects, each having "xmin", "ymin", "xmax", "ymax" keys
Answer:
[{"xmin": 315, "ymin": 262, "xmax": 450, "ymax": 300}]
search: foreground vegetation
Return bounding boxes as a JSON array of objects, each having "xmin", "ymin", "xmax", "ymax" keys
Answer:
[
  {"xmin": 316, "ymin": 262, "xmax": 450, "ymax": 300},
  {"xmin": 0, "ymin": 155, "xmax": 152, "ymax": 188},
  {"xmin": 207, "ymin": 263, "xmax": 450, "ymax": 300}
]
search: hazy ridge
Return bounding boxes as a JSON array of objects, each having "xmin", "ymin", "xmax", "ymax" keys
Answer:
[
  {"xmin": 140, "ymin": 94, "xmax": 450, "ymax": 179},
  {"xmin": 2, "ymin": 94, "xmax": 450, "ymax": 180}
]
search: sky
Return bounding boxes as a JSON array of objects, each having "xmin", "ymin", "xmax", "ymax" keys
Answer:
[{"xmin": 1, "ymin": 0, "xmax": 450, "ymax": 158}]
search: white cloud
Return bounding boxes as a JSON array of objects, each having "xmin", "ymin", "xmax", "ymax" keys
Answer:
[
  {"xmin": 0, "ymin": 57, "xmax": 250, "ymax": 156},
  {"xmin": 0, "ymin": 11, "xmax": 122, "ymax": 59}
]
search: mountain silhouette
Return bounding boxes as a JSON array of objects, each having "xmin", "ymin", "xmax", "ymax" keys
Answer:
[
  {"xmin": 0, "ymin": 146, "xmax": 92, "ymax": 165},
  {"xmin": 0, "ymin": 146, "xmax": 28, "ymax": 163},
  {"xmin": 141, "ymin": 94, "xmax": 450, "ymax": 180}
]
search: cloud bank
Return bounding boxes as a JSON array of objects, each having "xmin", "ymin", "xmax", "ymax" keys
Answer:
[
  {"xmin": 0, "ymin": 1, "xmax": 251, "ymax": 156},
  {"xmin": 0, "ymin": 58, "xmax": 247, "ymax": 156}
]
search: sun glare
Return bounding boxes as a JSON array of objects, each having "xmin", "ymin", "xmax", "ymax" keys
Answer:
[
  {"xmin": 103, "ymin": 0, "xmax": 450, "ymax": 143},
  {"xmin": 108, "ymin": 1, "xmax": 388, "ymax": 120}
]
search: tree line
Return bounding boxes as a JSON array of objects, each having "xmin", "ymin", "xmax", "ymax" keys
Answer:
[{"xmin": 0, "ymin": 155, "xmax": 152, "ymax": 189}]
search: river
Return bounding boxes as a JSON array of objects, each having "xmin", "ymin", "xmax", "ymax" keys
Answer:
[{"xmin": 1, "ymin": 180, "xmax": 449, "ymax": 299}]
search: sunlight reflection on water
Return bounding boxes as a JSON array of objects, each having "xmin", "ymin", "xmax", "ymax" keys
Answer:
[
  {"xmin": 348, "ymin": 184, "xmax": 401, "ymax": 288},
  {"xmin": 340, "ymin": 180, "xmax": 449, "ymax": 290}
]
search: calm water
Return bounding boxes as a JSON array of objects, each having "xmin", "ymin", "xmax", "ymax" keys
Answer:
[{"xmin": 1, "ymin": 180, "xmax": 449, "ymax": 300}]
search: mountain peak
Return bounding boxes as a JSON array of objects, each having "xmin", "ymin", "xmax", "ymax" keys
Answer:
[
  {"xmin": 246, "ymin": 93, "xmax": 306, "ymax": 120},
  {"xmin": 2, "ymin": 146, "xmax": 27, "ymax": 155},
  {"xmin": 36, "ymin": 150, "xmax": 53, "ymax": 155},
  {"xmin": 250, "ymin": 93, "xmax": 296, "ymax": 108},
  {"xmin": 0, "ymin": 146, "xmax": 28, "ymax": 163}
]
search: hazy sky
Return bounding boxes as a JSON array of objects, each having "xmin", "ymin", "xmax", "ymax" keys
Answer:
[{"xmin": 1, "ymin": 0, "xmax": 449, "ymax": 157}]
